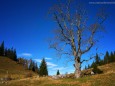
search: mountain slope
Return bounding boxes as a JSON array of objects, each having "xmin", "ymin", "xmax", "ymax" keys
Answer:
[{"xmin": 0, "ymin": 56, "xmax": 36, "ymax": 79}]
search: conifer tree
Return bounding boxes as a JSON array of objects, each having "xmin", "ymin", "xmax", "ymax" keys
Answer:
[
  {"xmin": 95, "ymin": 53, "xmax": 100, "ymax": 65},
  {"xmin": 88, "ymin": 64, "xmax": 90, "ymax": 69},
  {"xmin": 104, "ymin": 51, "xmax": 109, "ymax": 64},
  {"xmin": 57, "ymin": 70, "xmax": 60, "ymax": 75},
  {"xmin": 90, "ymin": 51, "xmax": 115, "ymax": 68},
  {"xmin": 29, "ymin": 59, "xmax": 34, "ymax": 70},
  {"xmin": 92, "ymin": 63, "xmax": 103, "ymax": 74},
  {"xmin": 99, "ymin": 59, "xmax": 104, "ymax": 66},
  {"xmin": 0, "ymin": 46, "xmax": 1, "ymax": 56},
  {"xmin": 0, "ymin": 41, "xmax": 4, "ymax": 56},
  {"xmin": 13, "ymin": 49, "xmax": 17, "ymax": 61},
  {"xmin": 4, "ymin": 48, "xmax": 8, "ymax": 57},
  {"xmin": 85, "ymin": 65, "xmax": 87, "ymax": 70},
  {"xmin": 91, "ymin": 61, "xmax": 95, "ymax": 68},
  {"xmin": 6, "ymin": 47, "xmax": 17, "ymax": 61},
  {"xmin": 39, "ymin": 58, "xmax": 48, "ymax": 76},
  {"xmin": 114, "ymin": 51, "xmax": 115, "ymax": 62}
]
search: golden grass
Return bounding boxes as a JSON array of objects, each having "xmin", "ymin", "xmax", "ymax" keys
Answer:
[
  {"xmin": 0, "ymin": 56, "xmax": 36, "ymax": 79},
  {"xmin": 0, "ymin": 56, "xmax": 115, "ymax": 86},
  {"xmin": 0, "ymin": 72, "xmax": 115, "ymax": 86}
]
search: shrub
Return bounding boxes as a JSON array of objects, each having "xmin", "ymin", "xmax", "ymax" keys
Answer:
[{"xmin": 92, "ymin": 64, "xmax": 103, "ymax": 74}]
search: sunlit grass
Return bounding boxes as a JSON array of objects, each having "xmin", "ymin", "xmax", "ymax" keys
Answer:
[{"xmin": 0, "ymin": 56, "xmax": 115, "ymax": 86}]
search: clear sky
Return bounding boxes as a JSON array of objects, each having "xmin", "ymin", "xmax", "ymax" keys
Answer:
[{"xmin": 0, "ymin": 0, "xmax": 115, "ymax": 75}]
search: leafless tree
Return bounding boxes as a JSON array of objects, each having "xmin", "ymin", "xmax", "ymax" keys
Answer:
[{"xmin": 49, "ymin": 0, "xmax": 107, "ymax": 78}]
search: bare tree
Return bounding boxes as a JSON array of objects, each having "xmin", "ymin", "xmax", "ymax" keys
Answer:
[{"xmin": 49, "ymin": 0, "xmax": 107, "ymax": 78}]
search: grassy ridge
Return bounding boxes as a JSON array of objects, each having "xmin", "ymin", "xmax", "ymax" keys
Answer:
[{"xmin": 0, "ymin": 56, "xmax": 36, "ymax": 79}]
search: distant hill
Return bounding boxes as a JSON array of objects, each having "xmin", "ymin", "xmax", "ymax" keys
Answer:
[{"xmin": 0, "ymin": 56, "xmax": 36, "ymax": 79}]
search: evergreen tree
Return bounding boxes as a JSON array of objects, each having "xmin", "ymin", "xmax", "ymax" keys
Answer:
[
  {"xmin": 0, "ymin": 41, "xmax": 4, "ymax": 56},
  {"xmin": 13, "ymin": 49, "xmax": 17, "ymax": 61},
  {"xmin": 91, "ymin": 61, "xmax": 96, "ymax": 68},
  {"xmin": 85, "ymin": 65, "xmax": 87, "ymax": 70},
  {"xmin": 4, "ymin": 48, "xmax": 8, "ymax": 57},
  {"xmin": 92, "ymin": 64, "xmax": 103, "ymax": 74},
  {"xmin": 29, "ymin": 59, "xmax": 34, "ymax": 70},
  {"xmin": 7, "ymin": 48, "xmax": 12, "ymax": 59},
  {"xmin": 0, "ymin": 41, "xmax": 17, "ymax": 61},
  {"xmin": 99, "ymin": 60, "xmax": 104, "ymax": 66},
  {"xmin": 95, "ymin": 53, "xmax": 100, "ymax": 65},
  {"xmin": 104, "ymin": 51, "xmax": 109, "ymax": 64},
  {"xmin": 57, "ymin": 70, "xmax": 60, "ymax": 75},
  {"xmin": 10, "ymin": 47, "xmax": 14, "ymax": 60},
  {"xmin": 6, "ymin": 48, "xmax": 17, "ymax": 61},
  {"xmin": 0, "ymin": 45, "xmax": 2, "ymax": 56},
  {"xmin": 39, "ymin": 58, "xmax": 48, "ymax": 76},
  {"xmin": 87, "ymin": 64, "xmax": 90, "ymax": 69},
  {"xmin": 90, "ymin": 51, "xmax": 115, "ymax": 68},
  {"xmin": 29, "ymin": 59, "xmax": 39, "ymax": 73},
  {"xmin": 114, "ymin": 51, "xmax": 115, "ymax": 62}
]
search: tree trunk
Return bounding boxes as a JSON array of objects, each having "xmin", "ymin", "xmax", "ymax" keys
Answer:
[{"xmin": 74, "ymin": 58, "xmax": 81, "ymax": 78}]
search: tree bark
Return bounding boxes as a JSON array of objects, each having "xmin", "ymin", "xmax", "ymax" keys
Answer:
[{"xmin": 74, "ymin": 56, "xmax": 81, "ymax": 78}]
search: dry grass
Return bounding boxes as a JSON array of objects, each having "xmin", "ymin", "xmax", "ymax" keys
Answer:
[
  {"xmin": 0, "ymin": 56, "xmax": 36, "ymax": 79},
  {"xmin": 0, "ymin": 56, "xmax": 115, "ymax": 86}
]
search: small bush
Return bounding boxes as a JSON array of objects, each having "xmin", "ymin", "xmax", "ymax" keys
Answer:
[
  {"xmin": 92, "ymin": 64, "xmax": 103, "ymax": 74},
  {"xmin": 25, "ymin": 72, "xmax": 33, "ymax": 78}
]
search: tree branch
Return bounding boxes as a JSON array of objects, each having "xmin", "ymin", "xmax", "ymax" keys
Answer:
[
  {"xmin": 81, "ymin": 53, "xmax": 104, "ymax": 63},
  {"xmin": 54, "ymin": 13, "xmax": 71, "ymax": 42},
  {"xmin": 80, "ymin": 55, "xmax": 94, "ymax": 64}
]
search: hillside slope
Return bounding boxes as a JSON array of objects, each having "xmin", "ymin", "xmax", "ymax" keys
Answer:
[
  {"xmin": 0, "ymin": 56, "xmax": 36, "ymax": 79},
  {"xmin": 0, "ymin": 57, "xmax": 115, "ymax": 86}
]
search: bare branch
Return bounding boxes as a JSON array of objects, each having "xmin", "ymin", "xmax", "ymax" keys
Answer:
[
  {"xmin": 81, "ymin": 53, "xmax": 104, "ymax": 63},
  {"xmin": 54, "ymin": 13, "xmax": 71, "ymax": 42},
  {"xmin": 49, "ymin": 0, "xmax": 107, "ymax": 78}
]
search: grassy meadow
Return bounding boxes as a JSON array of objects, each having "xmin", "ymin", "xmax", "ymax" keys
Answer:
[{"xmin": 0, "ymin": 56, "xmax": 115, "ymax": 86}]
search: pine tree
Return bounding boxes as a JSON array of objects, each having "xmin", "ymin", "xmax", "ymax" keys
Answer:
[
  {"xmin": 5, "ymin": 48, "xmax": 8, "ymax": 57},
  {"xmin": 114, "ymin": 51, "xmax": 115, "ymax": 56},
  {"xmin": 10, "ymin": 47, "xmax": 14, "ymax": 60},
  {"xmin": 29, "ymin": 59, "xmax": 34, "ymax": 70},
  {"xmin": 88, "ymin": 64, "xmax": 90, "ymax": 69},
  {"xmin": 90, "ymin": 51, "xmax": 115, "ymax": 67},
  {"xmin": 6, "ymin": 47, "xmax": 17, "ymax": 61},
  {"xmin": 104, "ymin": 51, "xmax": 109, "ymax": 64},
  {"xmin": 0, "ymin": 41, "xmax": 17, "ymax": 61},
  {"xmin": 91, "ymin": 61, "xmax": 96, "ymax": 68},
  {"xmin": 99, "ymin": 60, "xmax": 104, "ymax": 66},
  {"xmin": 39, "ymin": 58, "xmax": 48, "ymax": 76},
  {"xmin": 85, "ymin": 65, "xmax": 87, "ymax": 70},
  {"xmin": 7, "ymin": 49, "xmax": 12, "ymax": 59},
  {"xmin": 57, "ymin": 70, "xmax": 60, "ymax": 75},
  {"xmin": 95, "ymin": 53, "xmax": 100, "ymax": 65},
  {"xmin": 0, "ymin": 41, "xmax": 5, "ymax": 56},
  {"xmin": 13, "ymin": 49, "xmax": 17, "ymax": 61},
  {"xmin": 92, "ymin": 64, "xmax": 103, "ymax": 74},
  {"xmin": 114, "ymin": 51, "xmax": 115, "ymax": 62},
  {"xmin": 0, "ymin": 45, "xmax": 1, "ymax": 56}
]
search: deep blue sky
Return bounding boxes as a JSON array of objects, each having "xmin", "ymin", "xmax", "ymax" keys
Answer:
[{"xmin": 0, "ymin": 0, "xmax": 115, "ymax": 75}]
